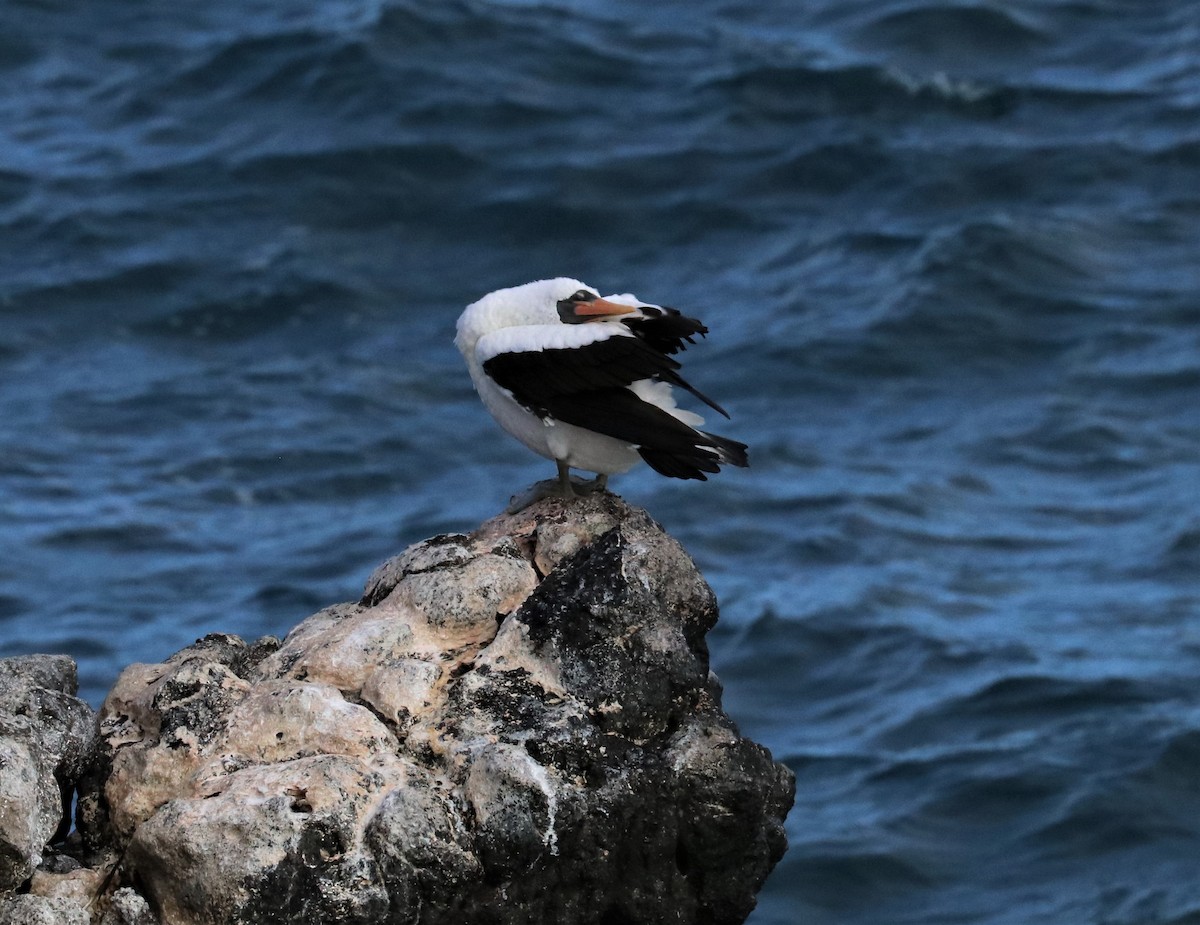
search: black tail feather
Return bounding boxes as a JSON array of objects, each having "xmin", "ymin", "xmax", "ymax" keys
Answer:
[
  {"xmin": 638, "ymin": 431, "xmax": 749, "ymax": 481},
  {"xmin": 701, "ymin": 431, "xmax": 749, "ymax": 468}
]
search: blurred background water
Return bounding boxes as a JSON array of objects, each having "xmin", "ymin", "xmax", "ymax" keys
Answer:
[{"xmin": 2, "ymin": 0, "xmax": 1199, "ymax": 922}]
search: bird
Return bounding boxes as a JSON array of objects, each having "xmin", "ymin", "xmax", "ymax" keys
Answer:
[{"xmin": 455, "ymin": 277, "xmax": 748, "ymax": 510}]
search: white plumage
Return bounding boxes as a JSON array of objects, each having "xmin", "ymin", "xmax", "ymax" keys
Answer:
[{"xmin": 455, "ymin": 277, "xmax": 747, "ymax": 507}]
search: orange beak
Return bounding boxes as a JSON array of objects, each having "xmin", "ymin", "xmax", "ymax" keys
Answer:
[{"xmin": 571, "ymin": 297, "xmax": 638, "ymax": 319}]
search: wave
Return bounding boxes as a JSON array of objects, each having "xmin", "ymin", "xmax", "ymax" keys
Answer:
[
  {"xmin": 787, "ymin": 847, "xmax": 933, "ymax": 907},
  {"xmin": 150, "ymin": 30, "xmax": 380, "ymax": 111},
  {"xmin": 1155, "ymin": 525, "xmax": 1200, "ymax": 580},
  {"xmin": 4, "ymin": 252, "xmax": 359, "ymax": 346},
  {"xmin": 1032, "ymin": 778, "xmax": 1196, "ymax": 860},
  {"xmin": 973, "ymin": 407, "xmax": 1174, "ymax": 475},
  {"xmin": 39, "ymin": 522, "xmax": 198, "ymax": 554},
  {"xmin": 789, "ymin": 216, "xmax": 1109, "ymax": 373},
  {"xmin": 134, "ymin": 277, "xmax": 360, "ymax": 342},
  {"xmin": 0, "ymin": 27, "xmax": 38, "ymax": 71},
  {"xmin": 855, "ymin": 4, "xmax": 1047, "ymax": 59},
  {"xmin": 0, "ymin": 168, "xmax": 32, "ymax": 212},
  {"xmin": 733, "ymin": 212, "xmax": 1131, "ymax": 386},
  {"xmin": 700, "ymin": 60, "xmax": 1016, "ymax": 120},
  {"xmin": 0, "ymin": 594, "xmax": 26, "ymax": 621},
  {"xmin": 878, "ymin": 673, "xmax": 1170, "ymax": 749}
]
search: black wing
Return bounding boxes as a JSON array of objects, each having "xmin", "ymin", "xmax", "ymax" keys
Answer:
[
  {"xmin": 482, "ymin": 333, "xmax": 728, "ymax": 419},
  {"xmin": 536, "ymin": 388, "xmax": 747, "ymax": 479},
  {"xmin": 621, "ymin": 306, "xmax": 708, "ymax": 356},
  {"xmin": 482, "ymin": 334, "xmax": 747, "ymax": 480}
]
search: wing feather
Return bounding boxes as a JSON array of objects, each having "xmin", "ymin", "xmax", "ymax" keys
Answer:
[
  {"xmin": 481, "ymin": 329, "xmax": 681, "ymax": 414},
  {"xmin": 481, "ymin": 327, "xmax": 730, "ymax": 420},
  {"xmin": 480, "ymin": 330, "xmax": 747, "ymax": 480}
]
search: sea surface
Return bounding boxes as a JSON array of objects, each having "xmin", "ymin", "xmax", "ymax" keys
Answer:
[{"xmin": 2, "ymin": 0, "xmax": 1199, "ymax": 921}]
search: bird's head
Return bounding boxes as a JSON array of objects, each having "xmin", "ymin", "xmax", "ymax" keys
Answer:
[
  {"xmin": 456, "ymin": 278, "xmax": 653, "ymax": 358},
  {"xmin": 552, "ymin": 284, "xmax": 640, "ymax": 325}
]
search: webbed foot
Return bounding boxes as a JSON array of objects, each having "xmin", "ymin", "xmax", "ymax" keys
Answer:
[{"xmin": 505, "ymin": 462, "xmax": 608, "ymax": 513}]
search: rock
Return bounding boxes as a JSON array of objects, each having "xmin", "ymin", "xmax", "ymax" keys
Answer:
[
  {"xmin": 0, "ymin": 655, "xmax": 95, "ymax": 893},
  {"xmin": 76, "ymin": 494, "xmax": 793, "ymax": 924},
  {"xmin": 28, "ymin": 864, "xmax": 105, "ymax": 910},
  {"xmin": 97, "ymin": 887, "xmax": 159, "ymax": 925},
  {"xmin": 75, "ymin": 635, "xmax": 276, "ymax": 851},
  {"xmin": 0, "ymin": 892, "xmax": 90, "ymax": 925}
]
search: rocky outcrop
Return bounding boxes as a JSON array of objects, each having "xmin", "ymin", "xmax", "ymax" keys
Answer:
[
  {"xmin": 0, "ymin": 656, "xmax": 94, "ymax": 893},
  {"xmin": 8, "ymin": 494, "xmax": 793, "ymax": 925}
]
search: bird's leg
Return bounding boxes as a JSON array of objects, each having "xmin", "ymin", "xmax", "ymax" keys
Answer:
[{"xmin": 556, "ymin": 459, "xmax": 576, "ymax": 498}]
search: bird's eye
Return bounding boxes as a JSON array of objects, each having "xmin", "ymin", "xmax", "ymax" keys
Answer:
[{"xmin": 571, "ymin": 289, "xmax": 596, "ymax": 302}]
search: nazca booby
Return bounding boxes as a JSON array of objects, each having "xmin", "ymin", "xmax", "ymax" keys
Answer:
[{"xmin": 455, "ymin": 278, "xmax": 748, "ymax": 508}]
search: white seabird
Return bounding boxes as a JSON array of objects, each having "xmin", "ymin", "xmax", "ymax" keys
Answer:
[{"xmin": 455, "ymin": 277, "xmax": 748, "ymax": 509}]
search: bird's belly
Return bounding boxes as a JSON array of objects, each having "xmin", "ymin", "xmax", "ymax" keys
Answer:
[
  {"xmin": 475, "ymin": 374, "xmax": 639, "ymax": 475},
  {"xmin": 547, "ymin": 420, "xmax": 640, "ymax": 475}
]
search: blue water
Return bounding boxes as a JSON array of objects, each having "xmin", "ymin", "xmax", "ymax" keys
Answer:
[{"xmin": 2, "ymin": 0, "xmax": 1199, "ymax": 921}]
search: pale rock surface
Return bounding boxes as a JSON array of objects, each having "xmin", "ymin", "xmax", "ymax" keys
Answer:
[
  {"xmin": 0, "ymin": 655, "xmax": 94, "ymax": 892},
  {"xmin": 64, "ymin": 493, "xmax": 794, "ymax": 924},
  {"xmin": 0, "ymin": 892, "xmax": 90, "ymax": 925},
  {"xmin": 28, "ymin": 864, "xmax": 105, "ymax": 908},
  {"xmin": 97, "ymin": 888, "xmax": 158, "ymax": 925}
]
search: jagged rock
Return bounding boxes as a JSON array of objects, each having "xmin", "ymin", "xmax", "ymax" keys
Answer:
[
  {"xmin": 77, "ymin": 494, "xmax": 794, "ymax": 924},
  {"xmin": 0, "ymin": 655, "xmax": 95, "ymax": 893}
]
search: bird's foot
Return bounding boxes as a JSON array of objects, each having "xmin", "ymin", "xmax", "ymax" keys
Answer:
[
  {"xmin": 505, "ymin": 465, "xmax": 609, "ymax": 513},
  {"xmin": 577, "ymin": 473, "xmax": 608, "ymax": 495},
  {"xmin": 506, "ymin": 478, "xmax": 578, "ymax": 513}
]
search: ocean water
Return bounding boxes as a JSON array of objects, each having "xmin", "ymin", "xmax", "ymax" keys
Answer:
[{"xmin": 2, "ymin": 0, "xmax": 1199, "ymax": 921}]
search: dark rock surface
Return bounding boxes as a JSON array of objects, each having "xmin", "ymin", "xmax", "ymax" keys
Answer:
[{"xmin": 9, "ymin": 495, "xmax": 793, "ymax": 924}]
